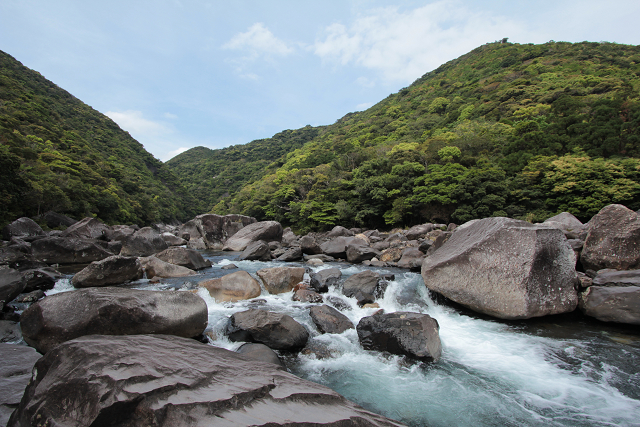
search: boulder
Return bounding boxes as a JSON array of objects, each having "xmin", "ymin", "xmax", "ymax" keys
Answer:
[
  {"xmin": 0, "ymin": 269, "xmax": 26, "ymax": 305},
  {"xmin": 579, "ymin": 286, "xmax": 640, "ymax": 325},
  {"xmin": 581, "ymin": 204, "xmax": 640, "ymax": 271},
  {"xmin": 1, "ymin": 217, "xmax": 45, "ymax": 242},
  {"xmin": 154, "ymin": 247, "xmax": 211, "ymax": 270},
  {"xmin": 22, "ymin": 268, "xmax": 63, "ymax": 292},
  {"xmin": 179, "ymin": 214, "xmax": 256, "ymax": 250},
  {"xmin": 41, "ymin": 211, "xmax": 77, "ymax": 229},
  {"xmin": 71, "ymin": 256, "xmax": 143, "ymax": 288},
  {"xmin": 385, "ymin": 233, "xmax": 407, "ymax": 244},
  {"xmin": 139, "ymin": 256, "xmax": 196, "ymax": 278},
  {"xmin": 104, "ymin": 224, "xmax": 138, "ymax": 242},
  {"xmin": 299, "ymin": 235, "xmax": 323, "ymax": 254},
  {"xmin": 256, "ymin": 266, "xmax": 305, "ymax": 294},
  {"xmin": 161, "ymin": 232, "xmax": 187, "ymax": 246},
  {"xmin": 20, "ymin": 287, "xmax": 208, "ymax": 354},
  {"xmin": 236, "ymin": 342, "xmax": 284, "ymax": 367},
  {"xmin": 222, "ymin": 221, "xmax": 283, "ymax": 252},
  {"xmin": 380, "ymin": 247, "xmax": 403, "ymax": 263},
  {"xmin": 309, "ymin": 305, "xmax": 354, "ymax": 334},
  {"xmin": 275, "ymin": 246, "xmax": 303, "ymax": 262},
  {"xmin": 307, "ymin": 258, "xmax": 324, "ymax": 266},
  {"xmin": 292, "ymin": 285, "xmax": 323, "ymax": 303},
  {"xmin": 326, "ymin": 295, "xmax": 352, "ymax": 311},
  {"xmin": 342, "ymin": 270, "xmax": 387, "ymax": 306},
  {"xmin": 543, "ymin": 212, "xmax": 586, "ymax": 239},
  {"xmin": 237, "ymin": 240, "xmax": 272, "ymax": 261},
  {"xmin": 31, "ymin": 237, "xmax": 113, "ymax": 264},
  {"xmin": 327, "ymin": 226, "xmax": 354, "ymax": 238},
  {"xmin": 60, "ymin": 217, "xmax": 110, "ymax": 240},
  {"xmin": 226, "ymin": 309, "xmax": 309, "ymax": 350},
  {"xmin": 281, "ymin": 228, "xmax": 298, "ymax": 246},
  {"xmin": 1, "ymin": 321, "xmax": 22, "ymax": 343},
  {"xmin": 304, "ymin": 254, "xmax": 336, "ymax": 262},
  {"xmin": 1, "ymin": 344, "xmax": 41, "ymax": 427},
  {"xmin": 405, "ymin": 223, "xmax": 435, "ymax": 240},
  {"xmin": 7, "ymin": 334, "xmax": 404, "ymax": 427},
  {"xmin": 593, "ymin": 269, "xmax": 640, "ymax": 287},
  {"xmin": 422, "ymin": 217, "xmax": 578, "ymax": 320},
  {"xmin": 199, "ymin": 270, "xmax": 262, "ymax": 302},
  {"xmin": 425, "ymin": 231, "xmax": 452, "ymax": 256},
  {"xmin": 119, "ymin": 227, "xmax": 168, "ymax": 257},
  {"xmin": 346, "ymin": 242, "xmax": 380, "ymax": 263},
  {"xmin": 320, "ymin": 236, "xmax": 359, "ymax": 259},
  {"xmin": 397, "ymin": 247, "xmax": 425, "ymax": 270},
  {"xmin": 309, "ymin": 267, "xmax": 342, "ymax": 293},
  {"xmin": 357, "ymin": 311, "xmax": 442, "ymax": 362},
  {"xmin": 187, "ymin": 237, "xmax": 207, "ymax": 250}
]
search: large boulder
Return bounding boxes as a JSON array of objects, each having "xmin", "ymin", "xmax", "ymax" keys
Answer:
[
  {"xmin": 346, "ymin": 241, "xmax": 380, "ymax": 264},
  {"xmin": 309, "ymin": 267, "xmax": 342, "ymax": 293},
  {"xmin": 357, "ymin": 312, "xmax": 442, "ymax": 362},
  {"xmin": 422, "ymin": 217, "xmax": 578, "ymax": 320},
  {"xmin": 104, "ymin": 225, "xmax": 137, "ymax": 242},
  {"xmin": 154, "ymin": 247, "xmax": 211, "ymax": 270},
  {"xmin": 226, "ymin": 309, "xmax": 309, "ymax": 351},
  {"xmin": 256, "ymin": 266, "xmax": 305, "ymax": 294},
  {"xmin": 543, "ymin": 212, "xmax": 586, "ymax": 239},
  {"xmin": 327, "ymin": 226, "xmax": 354, "ymax": 238},
  {"xmin": 579, "ymin": 286, "xmax": 640, "ymax": 325},
  {"xmin": 139, "ymin": 256, "xmax": 196, "ymax": 278},
  {"xmin": 275, "ymin": 246, "xmax": 303, "ymax": 262},
  {"xmin": 581, "ymin": 204, "xmax": 640, "ymax": 271},
  {"xmin": 7, "ymin": 334, "xmax": 404, "ymax": 427},
  {"xmin": 235, "ymin": 342, "xmax": 284, "ymax": 367},
  {"xmin": 320, "ymin": 236, "xmax": 359, "ymax": 259},
  {"xmin": 2, "ymin": 217, "xmax": 45, "ymax": 242},
  {"xmin": 309, "ymin": 305, "xmax": 354, "ymax": 334},
  {"xmin": 20, "ymin": 287, "xmax": 208, "ymax": 353},
  {"xmin": 119, "ymin": 227, "xmax": 168, "ymax": 257},
  {"xmin": 397, "ymin": 247, "xmax": 425, "ymax": 270},
  {"xmin": 0, "ymin": 344, "xmax": 41, "ymax": 426},
  {"xmin": 198, "ymin": 270, "xmax": 262, "ymax": 302},
  {"xmin": 179, "ymin": 214, "xmax": 256, "ymax": 250},
  {"xmin": 0, "ymin": 269, "xmax": 26, "ymax": 305},
  {"xmin": 223, "ymin": 221, "xmax": 283, "ymax": 252},
  {"xmin": 237, "ymin": 240, "xmax": 272, "ymax": 261},
  {"xmin": 405, "ymin": 223, "xmax": 435, "ymax": 240},
  {"xmin": 161, "ymin": 232, "xmax": 187, "ymax": 246},
  {"xmin": 342, "ymin": 270, "xmax": 387, "ymax": 306},
  {"xmin": 41, "ymin": 211, "xmax": 77, "ymax": 229},
  {"xmin": 31, "ymin": 237, "xmax": 113, "ymax": 265},
  {"xmin": 0, "ymin": 247, "xmax": 48, "ymax": 272},
  {"xmin": 299, "ymin": 235, "xmax": 323, "ymax": 254},
  {"xmin": 71, "ymin": 256, "xmax": 143, "ymax": 288},
  {"xmin": 21, "ymin": 268, "xmax": 63, "ymax": 293},
  {"xmin": 60, "ymin": 217, "xmax": 110, "ymax": 240}
]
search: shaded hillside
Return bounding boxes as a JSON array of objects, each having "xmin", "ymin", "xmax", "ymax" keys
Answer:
[
  {"xmin": 213, "ymin": 41, "xmax": 640, "ymax": 232},
  {"xmin": 0, "ymin": 50, "xmax": 198, "ymax": 227},
  {"xmin": 165, "ymin": 126, "xmax": 321, "ymax": 213}
]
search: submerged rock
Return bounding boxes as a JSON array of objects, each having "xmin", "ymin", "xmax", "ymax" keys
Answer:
[{"xmin": 309, "ymin": 304, "xmax": 354, "ymax": 334}]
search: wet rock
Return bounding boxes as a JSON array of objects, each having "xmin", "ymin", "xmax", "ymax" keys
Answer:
[
  {"xmin": 60, "ymin": 217, "xmax": 110, "ymax": 240},
  {"xmin": 346, "ymin": 242, "xmax": 380, "ymax": 263},
  {"xmin": 422, "ymin": 217, "xmax": 578, "ymax": 320},
  {"xmin": 236, "ymin": 342, "xmax": 284, "ymax": 368},
  {"xmin": 397, "ymin": 247, "xmax": 425, "ymax": 270},
  {"xmin": 0, "ymin": 269, "xmax": 26, "ymax": 305},
  {"xmin": 300, "ymin": 235, "xmax": 322, "ymax": 254},
  {"xmin": 257, "ymin": 266, "xmax": 305, "ymax": 294},
  {"xmin": 309, "ymin": 267, "xmax": 342, "ymax": 293},
  {"xmin": 326, "ymin": 295, "xmax": 352, "ymax": 311},
  {"xmin": 20, "ymin": 287, "xmax": 208, "ymax": 353},
  {"xmin": 221, "ymin": 263, "xmax": 238, "ymax": 270},
  {"xmin": 1, "ymin": 217, "xmax": 45, "ymax": 242},
  {"xmin": 276, "ymin": 246, "xmax": 303, "ymax": 262},
  {"xmin": 1, "ymin": 343, "xmax": 41, "ymax": 427},
  {"xmin": 292, "ymin": 284, "xmax": 323, "ymax": 303},
  {"xmin": 342, "ymin": 270, "xmax": 387, "ymax": 306},
  {"xmin": 71, "ymin": 255, "xmax": 143, "ymax": 288},
  {"xmin": 238, "ymin": 240, "xmax": 272, "ymax": 261},
  {"xmin": 0, "ymin": 321, "xmax": 22, "ymax": 343},
  {"xmin": 140, "ymin": 256, "xmax": 196, "ymax": 278},
  {"xmin": 199, "ymin": 270, "xmax": 262, "ymax": 302},
  {"xmin": 357, "ymin": 311, "xmax": 442, "ymax": 362},
  {"xmin": 223, "ymin": 220, "xmax": 283, "ymax": 252},
  {"xmin": 581, "ymin": 204, "xmax": 640, "ymax": 271},
  {"xmin": 226, "ymin": 309, "xmax": 309, "ymax": 350},
  {"xmin": 155, "ymin": 246, "xmax": 211, "ymax": 270},
  {"xmin": 119, "ymin": 227, "xmax": 168, "ymax": 257},
  {"xmin": 301, "ymin": 338, "xmax": 340, "ymax": 359},
  {"xmin": 7, "ymin": 334, "xmax": 403, "ymax": 427},
  {"xmin": 309, "ymin": 305, "xmax": 354, "ymax": 334},
  {"xmin": 579, "ymin": 286, "xmax": 640, "ymax": 325},
  {"xmin": 406, "ymin": 223, "xmax": 435, "ymax": 240}
]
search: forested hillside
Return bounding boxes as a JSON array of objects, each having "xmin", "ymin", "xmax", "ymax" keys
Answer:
[
  {"xmin": 0, "ymin": 50, "xmax": 198, "ymax": 228},
  {"xmin": 200, "ymin": 41, "xmax": 640, "ymax": 233}
]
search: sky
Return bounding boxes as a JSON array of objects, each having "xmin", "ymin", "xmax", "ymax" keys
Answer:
[{"xmin": 1, "ymin": 1, "xmax": 639, "ymax": 162}]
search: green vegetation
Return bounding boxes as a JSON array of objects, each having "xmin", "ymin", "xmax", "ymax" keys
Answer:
[
  {"xmin": 194, "ymin": 41, "xmax": 640, "ymax": 233},
  {"xmin": 0, "ymin": 50, "xmax": 198, "ymax": 228}
]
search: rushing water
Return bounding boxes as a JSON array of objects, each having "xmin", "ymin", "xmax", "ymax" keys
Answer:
[{"xmin": 44, "ymin": 251, "xmax": 640, "ymax": 427}]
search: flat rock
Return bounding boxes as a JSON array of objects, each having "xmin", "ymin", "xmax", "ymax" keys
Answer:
[
  {"xmin": 226, "ymin": 309, "xmax": 309, "ymax": 351},
  {"xmin": 223, "ymin": 221, "xmax": 283, "ymax": 252},
  {"xmin": 257, "ymin": 266, "xmax": 305, "ymax": 294},
  {"xmin": 1, "ymin": 343, "xmax": 41, "ymax": 427},
  {"xmin": 579, "ymin": 285, "xmax": 640, "ymax": 325},
  {"xmin": 592, "ymin": 269, "xmax": 640, "ymax": 287},
  {"xmin": 71, "ymin": 255, "xmax": 143, "ymax": 288},
  {"xmin": 199, "ymin": 270, "xmax": 261, "ymax": 302},
  {"xmin": 155, "ymin": 246, "xmax": 211, "ymax": 270},
  {"xmin": 309, "ymin": 305, "xmax": 354, "ymax": 334},
  {"xmin": 7, "ymin": 334, "xmax": 404, "ymax": 427},
  {"xmin": 20, "ymin": 287, "xmax": 208, "ymax": 353}
]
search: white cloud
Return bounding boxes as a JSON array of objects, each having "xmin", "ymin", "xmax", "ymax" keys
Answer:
[
  {"xmin": 166, "ymin": 146, "xmax": 190, "ymax": 159},
  {"xmin": 106, "ymin": 110, "xmax": 169, "ymax": 136},
  {"xmin": 356, "ymin": 102, "xmax": 374, "ymax": 111},
  {"xmin": 223, "ymin": 23, "xmax": 293, "ymax": 58},
  {"xmin": 314, "ymin": 1, "xmax": 523, "ymax": 83},
  {"xmin": 163, "ymin": 112, "xmax": 178, "ymax": 120}
]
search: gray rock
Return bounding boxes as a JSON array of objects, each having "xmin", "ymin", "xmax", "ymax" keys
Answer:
[
  {"xmin": 257, "ymin": 266, "xmax": 305, "ymax": 294},
  {"xmin": 581, "ymin": 204, "xmax": 640, "ymax": 271},
  {"xmin": 405, "ymin": 224, "xmax": 435, "ymax": 240},
  {"xmin": 543, "ymin": 212, "xmax": 586, "ymax": 239},
  {"xmin": 276, "ymin": 246, "xmax": 303, "ymax": 262},
  {"xmin": 425, "ymin": 231, "xmax": 452, "ymax": 256},
  {"xmin": 226, "ymin": 309, "xmax": 309, "ymax": 350},
  {"xmin": 20, "ymin": 287, "xmax": 208, "ymax": 353},
  {"xmin": 309, "ymin": 267, "xmax": 342, "ymax": 293},
  {"xmin": 1, "ymin": 344, "xmax": 41, "ymax": 427},
  {"xmin": 179, "ymin": 214, "xmax": 256, "ymax": 250},
  {"xmin": 593, "ymin": 269, "xmax": 640, "ymax": 287},
  {"xmin": 304, "ymin": 254, "xmax": 336, "ymax": 262},
  {"xmin": 104, "ymin": 224, "xmax": 137, "ymax": 242},
  {"xmin": 422, "ymin": 217, "xmax": 578, "ymax": 320},
  {"xmin": 0, "ymin": 321, "xmax": 22, "ymax": 343},
  {"xmin": 300, "ymin": 235, "xmax": 323, "ymax": 254},
  {"xmin": 397, "ymin": 247, "xmax": 425, "ymax": 270},
  {"xmin": 292, "ymin": 286, "xmax": 324, "ymax": 303},
  {"xmin": 41, "ymin": 211, "xmax": 77, "ymax": 229},
  {"xmin": 119, "ymin": 227, "xmax": 169, "ymax": 257},
  {"xmin": 281, "ymin": 228, "xmax": 298, "ymax": 246},
  {"xmin": 7, "ymin": 334, "xmax": 404, "ymax": 427},
  {"xmin": 199, "ymin": 270, "xmax": 261, "ymax": 302},
  {"xmin": 0, "ymin": 269, "xmax": 26, "ymax": 305},
  {"xmin": 342, "ymin": 270, "xmax": 387, "ymax": 306},
  {"xmin": 579, "ymin": 286, "xmax": 640, "ymax": 325},
  {"xmin": 320, "ymin": 236, "xmax": 359, "ymax": 259},
  {"xmin": 236, "ymin": 342, "xmax": 284, "ymax": 367},
  {"xmin": 357, "ymin": 311, "xmax": 442, "ymax": 362},
  {"xmin": 60, "ymin": 217, "xmax": 110, "ymax": 240},
  {"xmin": 30, "ymin": 237, "xmax": 113, "ymax": 265},
  {"xmin": 71, "ymin": 255, "xmax": 143, "ymax": 288},
  {"xmin": 1, "ymin": 217, "xmax": 45, "ymax": 242},
  {"xmin": 161, "ymin": 232, "xmax": 187, "ymax": 246},
  {"xmin": 139, "ymin": 256, "xmax": 196, "ymax": 278},
  {"xmin": 309, "ymin": 305, "xmax": 354, "ymax": 334},
  {"xmin": 238, "ymin": 240, "xmax": 272, "ymax": 261},
  {"xmin": 155, "ymin": 246, "xmax": 211, "ymax": 270},
  {"xmin": 346, "ymin": 242, "xmax": 380, "ymax": 263},
  {"xmin": 327, "ymin": 226, "xmax": 354, "ymax": 238},
  {"xmin": 223, "ymin": 221, "xmax": 283, "ymax": 252}
]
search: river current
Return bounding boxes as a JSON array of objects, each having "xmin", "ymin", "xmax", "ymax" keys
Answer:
[{"xmin": 47, "ymin": 251, "xmax": 640, "ymax": 427}]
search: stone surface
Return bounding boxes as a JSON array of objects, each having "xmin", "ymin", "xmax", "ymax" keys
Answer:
[
  {"xmin": 397, "ymin": 247, "xmax": 425, "ymax": 270},
  {"xmin": 139, "ymin": 256, "xmax": 196, "ymax": 278},
  {"xmin": 357, "ymin": 312, "xmax": 442, "ymax": 362},
  {"xmin": 579, "ymin": 286, "xmax": 640, "ymax": 325},
  {"xmin": 292, "ymin": 286, "xmax": 324, "ymax": 303},
  {"xmin": 309, "ymin": 267, "xmax": 342, "ymax": 293},
  {"xmin": 179, "ymin": 214, "xmax": 256, "ymax": 250},
  {"xmin": 422, "ymin": 217, "xmax": 578, "ymax": 320},
  {"xmin": 276, "ymin": 246, "xmax": 303, "ymax": 262},
  {"xmin": 161, "ymin": 232, "xmax": 187, "ymax": 246},
  {"xmin": 238, "ymin": 240, "xmax": 272, "ymax": 261},
  {"xmin": 0, "ymin": 321, "xmax": 22, "ymax": 343},
  {"xmin": 21, "ymin": 268, "xmax": 62, "ymax": 293},
  {"xmin": 236, "ymin": 342, "xmax": 284, "ymax": 367},
  {"xmin": 346, "ymin": 242, "xmax": 380, "ymax": 263},
  {"xmin": 60, "ymin": 217, "xmax": 110, "ymax": 240},
  {"xmin": 20, "ymin": 287, "xmax": 208, "ymax": 353},
  {"xmin": 41, "ymin": 211, "xmax": 77, "ymax": 229},
  {"xmin": 1, "ymin": 343, "xmax": 41, "ymax": 427},
  {"xmin": 31, "ymin": 237, "xmax": 113, "ymax": 265},
  {"xmin": 223, "ymin": 221, "xmax": 283, "ymax": 252},
  {"xmin": 592, "ymin": 269, "xmax": 640, "ymax": 287},
  {"xmin": 543, "ymin": 212, "xmax": 586, "ymax": 239},
  {"xmin": 327, "ymin": 226, "xmax": 354, "ymax": 238},
  {"xmin": 155, "ymin": 246, "xmax": 211, "ymax": 270},
  {"xmin": 320, "ymin": 236, "xmax": 359, "ymax": 259},
  {"xmin": 405, "ymin": 224, "xmax": 435, "ymax": 240},
  {"xmin": 199, "ymin": 270, "xmax": 262, "ymax": 302},
  {"xmin": 380, "ymin": 247, "xmax": 404, "ymax": 263},
  {"xmin": 71, "ymin": 255, "xmax": 143, "ymax": 288},
  {"xmin": 119, "ymin": 227, "xmax": 169, "ymax": 257},
  {"xmin": 342, "ymin": 270, "xmax": 387, "ymax": 306},
  {"xmin": 226, "ymin": 309, "xmax": 309, "ymax": 350},
  {"xmin": 309, "ymin": 305, "xmax": 354, "ymax": 334},
  {"xmin": 1, "ymin": 217, "xmax": 45, "ymax": 242},
  {"xmin": 7, "ymin": 334, "xmax": 404, "ymax": 427},
  {"xmin": 257, "ymin": 266, "xmax": 305, "ymax": 294},
  {"xmin": 104, "ymin": 225, "xmax": 138, "ymax": 242},
  {"xmin": 300, "ymin": 235, "xmax": 323, "ymax": 254},
  {"xmin": 0, "ymin": 269, "xmax": 26, "ymax": 305}
]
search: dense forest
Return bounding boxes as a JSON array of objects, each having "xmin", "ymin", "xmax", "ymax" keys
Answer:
[
  {"xmin": 171, "ymin": 41, "xmax": 640, "ymax": 233},
  {"xmin": 0, "ymin": 50, "xmax": 198, "ymax": 228}
]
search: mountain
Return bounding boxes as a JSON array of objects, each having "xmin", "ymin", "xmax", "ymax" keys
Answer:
[
  {"xmin": 172, "ymin": 41, "xmax": 640, "ymax": 233},
  {"xmin": 0, "ymin": 50, "xmax": 198, "ymax": 228}
]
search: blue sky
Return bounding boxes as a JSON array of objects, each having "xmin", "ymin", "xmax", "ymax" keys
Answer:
[{"xmin": 1, "ymin": 0, "xmax": 639, "ymax": 161}]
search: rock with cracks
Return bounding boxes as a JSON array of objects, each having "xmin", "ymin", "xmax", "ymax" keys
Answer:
[
  {"xmin": 226, "ymin": 309, "xmax": 309, "ymax": 351},
  {"xmin": 257, "ymin": 266, "xmax": 305, "ymax": 294},
  {"xmin": 222, "ymin": 221, "xmax": 283, "ymax": 252},
  {"xmin": 7, "ymin": 334, "xmax": 404, "ymax": 427}
]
